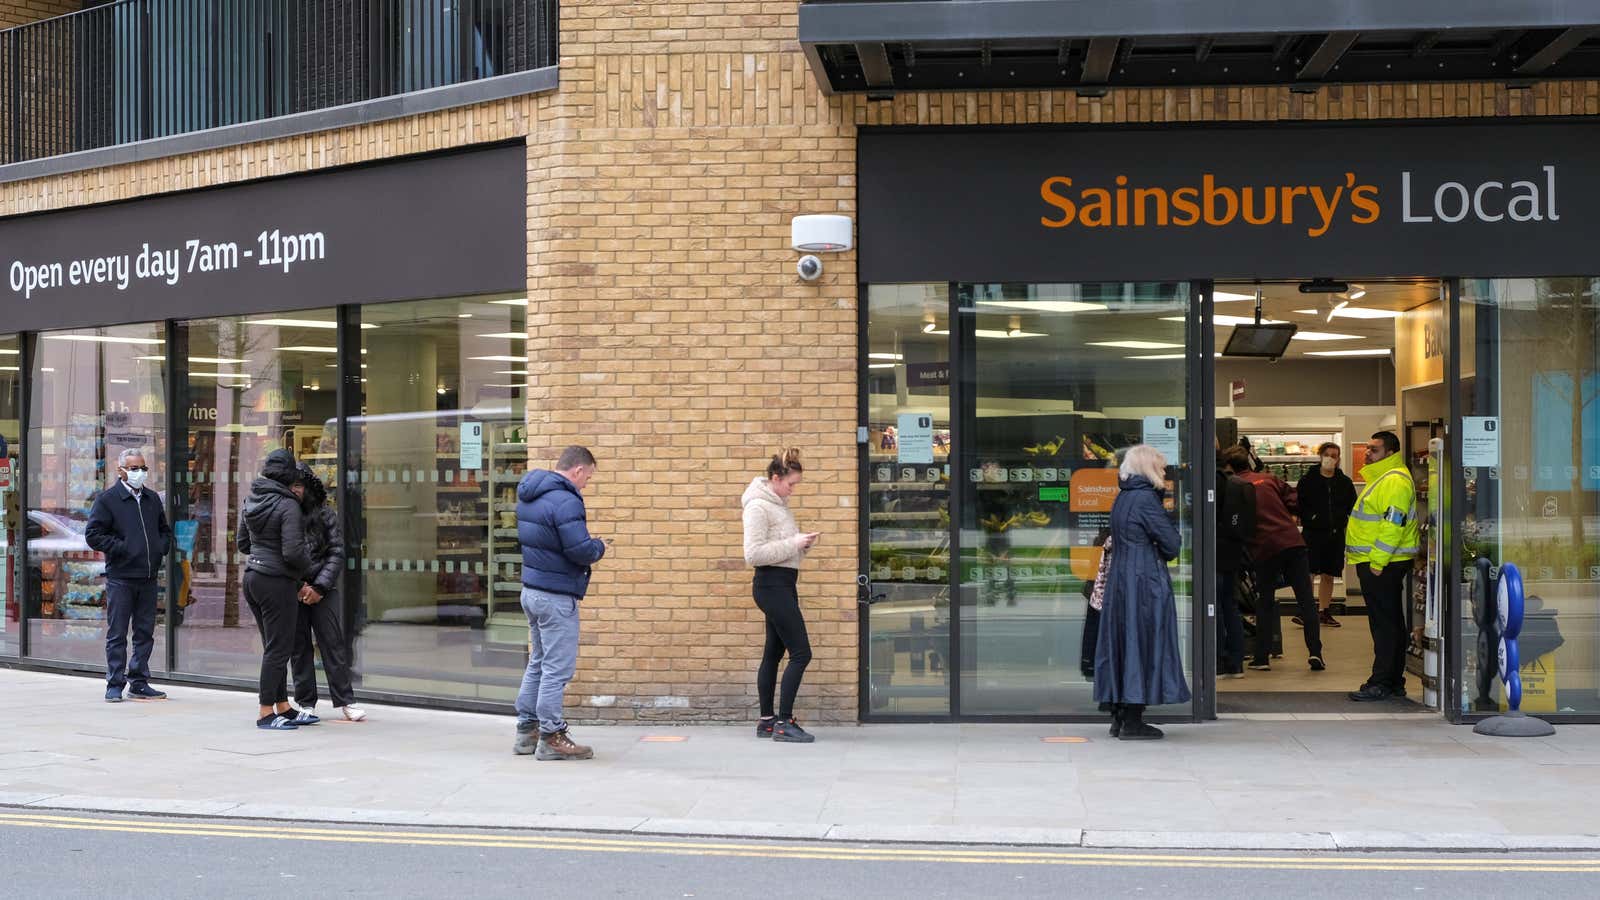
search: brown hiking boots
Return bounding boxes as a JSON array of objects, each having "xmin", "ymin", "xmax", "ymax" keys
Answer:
[{"xmin": 535, "ymin": 729, "xmax": 594, "ymax": 760}]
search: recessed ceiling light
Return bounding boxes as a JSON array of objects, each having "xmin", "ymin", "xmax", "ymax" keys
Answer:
[
  {"xmin": 0, "ymin": 348, "xmax": 18, "ymax": 355},
  {"xmin": 978, "ymin": 329, "xmax": 1044, "ymax": 339},
  {"xmin": 188, "ymin": 371, "xmax": 253, "ymax": 379},
  {"xmin": 1163, "ymin": 314, "xmax": 1286, "ymax": 326},
  {"xmin": 867, "ymin": 363, "xmax": 896, "ymax": 369},
  {"xmin": 1348, "ymin": 288, "xmax": 1368, "ymax": 300},
  {"xmin": 1306, "ymin": 348, "xmax": 1392, "ymax": 357},
  {"xmin": 1290, "ymin": 331, "xmax": 1362, "ymax": 341},
  {"xmin": 867, "ymin": 353, "xmax": 903, "ymax": 361},
  {"xmin": 1213, "ymin": 290, "xmax": 1257, "ymax": 303},
  {"xmin": 1088, "ymin": 340, "xmax": 1184, "ymax": 350},
  {"xmin": 1292, "ymin": 307, "xmax": 1402, "ymax": 320},
  {"xmin": 109, "ymin": 379, "xmax": 131, "ymax": 384},
  {"xmin": 494, "ymin": 370, "xmax": 530, "ymax": 376},
  {"xmin": 488, "ymin": 298, "xmax": 529, "ymax": 306},
  {"xmin": 974, "ymin": 300, "xmax": 1108, "ymax": 314},
  {"xmin": 458, "ymin": 313, "xmax": 473, "ymax": 318},
  {"xmin": 1126, "ymin": 353, "xmax": 1224, "ymax": 360},
  {"xmin": 246, "ymin": 318, "xmax": 377, "ymax": 330},
  {"xmin": 469, "ymin": 355, "xmax": 526, "ymax": 362},
  {"xmin": 476, "ymin": 332, "xmax": 527, "ymax": 340},
  {"xmin": 42, "ymin": 334, "xmax": 165, "ymax": 345}
]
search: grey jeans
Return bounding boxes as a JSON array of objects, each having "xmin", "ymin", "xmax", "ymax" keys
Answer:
[{"xmin": 515, "ymin": 587, "xmax": 580, "ymax": 734}]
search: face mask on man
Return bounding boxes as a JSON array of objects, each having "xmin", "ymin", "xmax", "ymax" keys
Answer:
[
  {"xmin": 124, "ymin": 469, "xmax": 149, "ymax": 490},
  {"xmin": 1320, "ymin": 456, "xmax": 1338, "ymax": 475}
]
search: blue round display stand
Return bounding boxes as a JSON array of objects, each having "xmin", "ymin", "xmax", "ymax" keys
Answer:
[{"xmin": 1474, "ymin": 562, "xmax": 1555, "ymax": 737}]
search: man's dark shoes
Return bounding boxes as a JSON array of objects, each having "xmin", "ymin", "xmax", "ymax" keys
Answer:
[
  {"xmin": 513, "ymin": 724, "xmax": 539, "ymax": 756},
  {"xmin": 772, "ymin": 718, "xmax": 815, "ymax": 743},
  {"xmin": 104, "ymin": 686, "xmax": 124, "ymax": 703},
  {"xmin": 756, "ymin": 717, "xmax": 776, "ymax": 739},
  {"xmin": 1348, "ymin": 683, "xmax": 1393, "ymax": 702},
  {"xmin": 535, "ymin": 729, "xmax": 595, "ymax": 760},
  {"xmin": 127, "ymin": 684, "xmax": 167, "ymax": 701},
  {"xmin": 1308, "ymin": 656, "xmax": 1326, "ymax": 672}
]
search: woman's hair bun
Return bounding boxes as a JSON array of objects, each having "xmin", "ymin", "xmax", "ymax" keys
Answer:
[{"xmin": 767, "ymin": 447, "xmax": 804, "ymax": 478}]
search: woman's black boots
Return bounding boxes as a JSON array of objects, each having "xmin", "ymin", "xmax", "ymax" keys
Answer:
[
  {"xmin": 1108, "ymin": 704, "xmax": 1124, "ymax": 738},
  {"xmin": 1118, "ymin": 705, "xmax": 1164, "ymax": 741}
]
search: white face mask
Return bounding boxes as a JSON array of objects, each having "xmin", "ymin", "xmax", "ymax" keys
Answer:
[
  {"xmin": 1320, "ymin": 456, "xmax": 1338, "ymax": 474},
  {"xmin": 124, "ymin": 469, "xmax": 149, "ymax": 490}
]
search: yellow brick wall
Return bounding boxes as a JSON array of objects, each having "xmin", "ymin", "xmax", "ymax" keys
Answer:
[
  {"xmin": 4, "ymin": 0, "xmax": 1600, "ymax": 723},
  {"xmin": 0, "ymin": 0, "xmax": 78, "ymax": 30}
]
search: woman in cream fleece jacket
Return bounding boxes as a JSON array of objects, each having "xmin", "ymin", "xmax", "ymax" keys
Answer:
[{"xmin": 741, "ymin": 449, "xmax": 819, "ymax": 743}]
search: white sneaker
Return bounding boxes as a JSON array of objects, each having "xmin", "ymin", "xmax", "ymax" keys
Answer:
[{"xmin": 339, "ymin": 705, "xmax": 368, "ymax": 722}]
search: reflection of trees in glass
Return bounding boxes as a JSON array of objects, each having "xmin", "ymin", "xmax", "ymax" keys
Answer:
[{"xmin": 1528, "ymin": 278, "xmax": 1598, "ymax": 556}]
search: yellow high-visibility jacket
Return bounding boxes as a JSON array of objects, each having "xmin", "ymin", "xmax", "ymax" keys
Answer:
[{"xmin": 1345, "ymin": 452, "xmax": 1420, "ymax": 571}]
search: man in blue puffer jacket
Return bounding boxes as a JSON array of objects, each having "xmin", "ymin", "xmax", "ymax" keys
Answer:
[{"xmin": 512, "ymin": 445, "xmax": 609, "ymax": 761}]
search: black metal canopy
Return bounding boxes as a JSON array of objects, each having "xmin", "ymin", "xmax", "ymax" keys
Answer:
[{"xmin": 799, "ymin": 0, "xmax": 1600, "ymax": 96}]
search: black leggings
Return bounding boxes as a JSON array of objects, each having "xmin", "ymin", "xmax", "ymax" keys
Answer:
[
  {"xmin": 243, "ymin": 569, "xmax": 300, "ymax": 707},
  {"xmin": 753, "ymin": 567, "xmax": 811, "ymax": 720}
]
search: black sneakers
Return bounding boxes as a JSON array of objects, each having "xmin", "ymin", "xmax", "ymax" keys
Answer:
[
  {"xmin": 105, "ymin": 686, "xmax": 123, "ymax": 703},
  {"xmin": 1309, "ymin": 656, "xmax": 1326, "ymax": 671},
  {"xmin": 127, "ymin": 683, "xmax": 167, "ymax": 700},
  {"xmin": 772, "ymin": 718, "xmax": 815, "ymax": 743},
  {"xmin": 756, "ymin": 717, "xmax": 775, "ymax": 739}
]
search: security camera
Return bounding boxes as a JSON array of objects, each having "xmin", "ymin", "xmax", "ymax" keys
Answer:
[{"xmin": 796, "ymin": 254, "xmax": 823, "ymax": 281}]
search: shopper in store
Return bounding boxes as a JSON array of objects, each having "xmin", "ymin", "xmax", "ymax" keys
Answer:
[
  {"xmin": 1345, "ymin": 431, "xmax": 1420, "ymax": 702},
  {"xmin": 513, "ymin": 446, "xmax": 610, "ymax": 760},
  {"xmin": 1215, "ymin": 443, "xmax": 1256, "ymax": 679},
  {"xmin": 742, "ymin": 448, "xmax": 820, "ymax": 743},
  {"xmin": 289, "ymin": 462, "xmax": 366, "ymax": 723},
  {"xmin": 1094, "ymin": 444, "xmax": 1188, "ymax": 741},
  {"xmin": 86, "ymin": 448, "xmax": 173, "ymax": 703},
  {"xmin": 1221, "ymin": 447, "xmax": 1325, "ymax": 673},
  {"xmin": 237, "ymin": 448, "xmax": 314, "ymax": 730},
  {"xmin": 1294, "ymin": 442, "xmax": 1357, "ymax": 630}
]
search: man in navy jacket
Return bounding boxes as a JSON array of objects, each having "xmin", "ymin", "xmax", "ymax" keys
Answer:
[
  {"xmin": 512, "ymin": 445, "xmax": 609, "ymax": 760},
  {"xmin": 85, "ymin": 448, "xmax": 173, "ymax": 702}
]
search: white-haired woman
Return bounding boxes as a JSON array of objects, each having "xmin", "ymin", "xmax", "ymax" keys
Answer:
[{"xmin": 1094, "ymin": 443, "xmax": 1190, "ymax": 740}]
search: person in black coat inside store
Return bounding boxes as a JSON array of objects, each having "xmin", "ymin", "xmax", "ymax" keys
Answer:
[
  {"xmin": 86, "ymin": 448, "xmax": 173, "ymax": 703},
  {"xmin": 1295, "ymin": 442, "xmax": 1358, "ymax": 629},
  {"xmin": 1216, "ymin": 449, "xmax": 1257, "ymax": 679},
  {"xmin": 237, "ymin": 449, "xmax": 314, "ymax": 731},
  {"xmin": 289, "ymin": 463, "xmax": 367, "ymax": 723},
  {"xmin": 1094, "ymin": 444, "xmax": 1190, "ymax": 741}
]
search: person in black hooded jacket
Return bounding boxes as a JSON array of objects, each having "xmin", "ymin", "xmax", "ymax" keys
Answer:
[
  {"xmin": 289, "ymin": 462, "xmax": 365, "ymax": 722},
  {"xmin": 237, "ymin": 448, "xmax": 313, "ymax": 730}
]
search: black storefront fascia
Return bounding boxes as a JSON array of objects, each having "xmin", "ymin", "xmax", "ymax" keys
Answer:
[
  {"xmin": 855, "ymin": 117, "xmax": 1600, "ymax": 724},
  {"xmin": 0, "ymin": 144, "xmax": 527, "ymax": 712}
]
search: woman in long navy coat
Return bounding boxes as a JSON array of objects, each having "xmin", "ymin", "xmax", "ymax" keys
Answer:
[{"xmin": 1094, "ymin": 444, "xmax": 1190, "ymax": 740}]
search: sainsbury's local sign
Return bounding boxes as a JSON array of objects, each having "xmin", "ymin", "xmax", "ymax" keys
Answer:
[{"xmin": 860, "ymin": 121, "xmax": 1600, "ymax": 283}]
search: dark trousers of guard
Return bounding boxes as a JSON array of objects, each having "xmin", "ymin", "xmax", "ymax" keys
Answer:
[
  {"xmin": 292, "ymin": 590, "xmax": 356, "ymax": 709},
  {"xmin": 105, "ymin": 577, "xmax": 159, "ymax": 689},
  {"xmin": 1357, "ymin": 563, "xmax": 1411, "ymax": 693},
  {"xmin": 243, "ymin": 570, "xmax": 300, "ymax": 706}
]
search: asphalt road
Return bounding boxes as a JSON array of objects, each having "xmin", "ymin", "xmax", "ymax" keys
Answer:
[{"xmin": 3, "ymin": 810, "xmax": 1598, "ymax": 899}]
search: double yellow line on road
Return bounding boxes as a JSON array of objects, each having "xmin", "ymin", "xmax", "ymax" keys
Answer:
[{"xmin": 1, "ymin": 811, "xmax": 1597, "ymax": 873}]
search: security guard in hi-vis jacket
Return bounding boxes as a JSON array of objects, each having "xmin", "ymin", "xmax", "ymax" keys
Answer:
[{"xmin": 1344, "ymin": 431, "xmax": 1420, "ymax": 703}]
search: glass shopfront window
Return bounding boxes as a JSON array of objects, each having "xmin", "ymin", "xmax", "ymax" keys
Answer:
[
  {"xmin": 1, "ymin": 334, "xmax": 20, "ymax": 656},
  {"xmin": 956, "ymin": 283, "xmax": 1193, "ymax": 716},
  {"xmin": 1460, "ymin": 278, "xmax": 1600, "ymax": 716},
  {"xmin": 171, "ymin": 310, "xmax": 341, "ymax": 678},
  {"xmin": 26, "ymin": 324, "xmax": 170, "ymax": 669},
  {"xmin": 351, "ymin": 294, "xmax": 528, "ymax": 701}
]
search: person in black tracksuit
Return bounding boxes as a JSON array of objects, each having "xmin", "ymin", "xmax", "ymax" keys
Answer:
[
  {"xmin": 1215, "ymin": 459, "xmax": 1257, "ymax": 678},
  {"xmin": 1295, "ymin": 443, "xmax": 1358, "ymax": 629},
  {"xmin": 237, "ymin": 449, "xmax": 313, "ymax": 730},
  {"xmin": 289, "ymin": 463, "xmax": 364, "ymax": 722}
]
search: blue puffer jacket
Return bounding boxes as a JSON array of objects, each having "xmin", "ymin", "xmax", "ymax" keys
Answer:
[{"xmin": 517, "ymin": 469, "xmax": 606, "ymax": 599}]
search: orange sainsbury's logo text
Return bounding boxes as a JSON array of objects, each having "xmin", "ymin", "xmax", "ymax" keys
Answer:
[{"xmin": 1039, "ymin": 173, "xmax": 1378, "ymax": 237}]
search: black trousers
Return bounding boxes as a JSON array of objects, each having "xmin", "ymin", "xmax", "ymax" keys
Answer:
[
  {"xmin": 292, "ymin": 589, "xmax": 355, "ymax": 708},
  {"xmin": 243, "ymin": 569, "xmax": 299, "ymax": 706},
  {"xmin": 1251, "ymin": 546, "xmax": 1322, "ymax": 664},
  {"xmin": 753, "ymin": 567, "xmax": 811, "ymax": 720},
  {"xmin": 1357, "ymin": 562, "xmax": 1411, "ymax": 692},
  {"xmin": 105, "ymin": 577, "xmax": 158, "ymax": 689},
  {"xmin": 1215, "ymin": 569, "xmax": 1245, "ymax": 674}
]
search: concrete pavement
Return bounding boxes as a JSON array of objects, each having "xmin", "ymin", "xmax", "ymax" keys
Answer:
[{"xmin": 2, "ymin": 667, "xmax": 1597, "ymax": 852}]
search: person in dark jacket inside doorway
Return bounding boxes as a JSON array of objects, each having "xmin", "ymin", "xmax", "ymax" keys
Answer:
[
  {"xmin": 1223, "ymin": 447, "xmax": 1325, "ymax": 673},
  {"xmin": 237, "ymin": 449, "xmax": 314, "ymax": 731},
  {"xmin": 1094, "ymin": 444, "xmax": 1189, "ymax": 741},
  {"xmin": 289, "ymin": 462, "xmax": 365, "ymax": 723},
  {"xmin": 512, "ymin": 446, "xmax": 609, "ymax": 761},
  {"xmin": 1215, "ymin": 447, "xmax": 1257, "ymax": 679},
  {"xmin": 1294, "ymin": 442, "xmax": 1357, "ymax": 629},
  {"xmin": 85, "ymin": 448, "xmax": 173, "ymax": 703}
]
